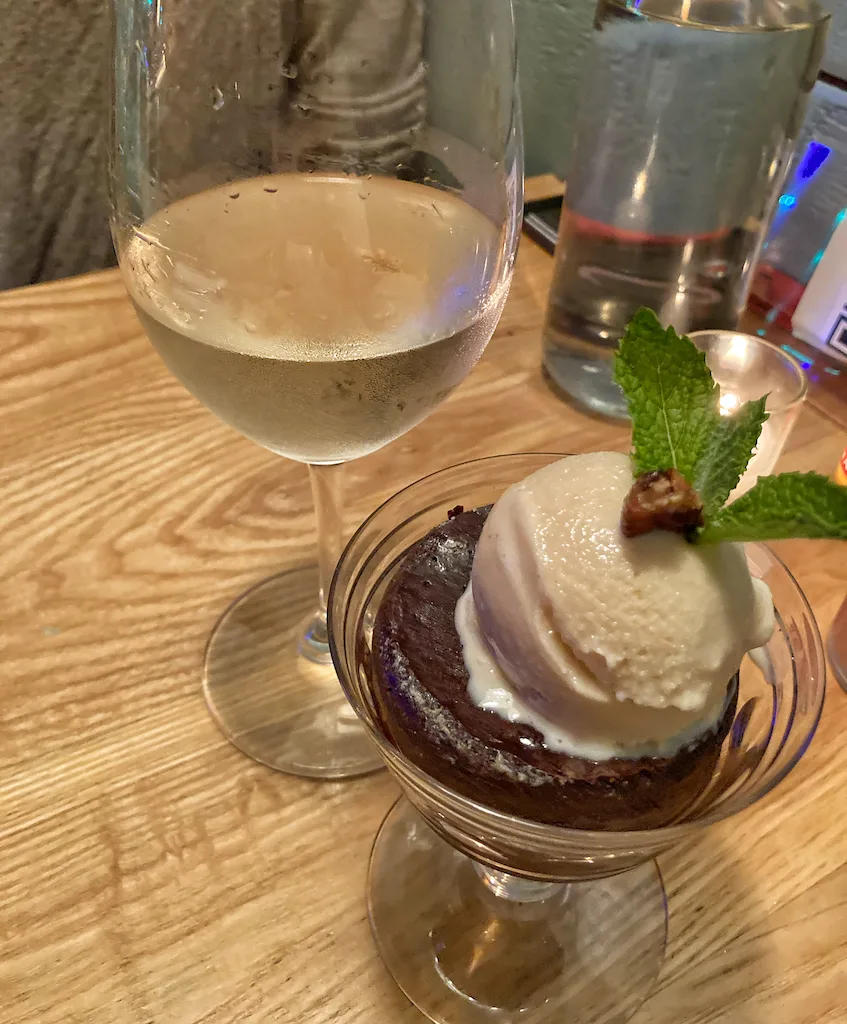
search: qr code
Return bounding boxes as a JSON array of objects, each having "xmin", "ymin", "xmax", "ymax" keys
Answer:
[{"xmin": 827, "ymin": 304, "xmax": 847, "ymax": 358}]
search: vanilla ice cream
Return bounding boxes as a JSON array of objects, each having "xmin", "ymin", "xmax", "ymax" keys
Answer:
[{"xmin": 455, "ymin": 452, "xmax": 774, "ymax": 760}]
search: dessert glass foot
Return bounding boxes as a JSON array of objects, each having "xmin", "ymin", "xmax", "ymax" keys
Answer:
[
  {"xmin": 369, "ymin": 797, "xmax": 666, "ymax": 1024},
  {"xmin": 330, "ymin": 454, "xmax": 826, "ymax": 1023},
  {"xmin": 203, "ymin": 564, "xmax": 382, "ymax": 778}
]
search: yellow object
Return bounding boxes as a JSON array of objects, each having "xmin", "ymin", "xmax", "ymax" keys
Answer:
[{"xmin": 836, "ymin": 446, "xmax": 847, "ymax": 487}]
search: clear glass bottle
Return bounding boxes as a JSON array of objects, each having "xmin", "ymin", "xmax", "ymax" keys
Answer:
[{"xmin": 542, "ymin": 0, "xmax": 830, "ymax": 419}]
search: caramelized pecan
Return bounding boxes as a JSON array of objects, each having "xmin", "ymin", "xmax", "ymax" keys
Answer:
[{"xmin": 622, "ymin": 469, "xmax": 704, "ymax": 540}]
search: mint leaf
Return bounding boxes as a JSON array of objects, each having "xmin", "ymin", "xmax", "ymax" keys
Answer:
[
  {"xmin": 694, "ymin": 396, "xmax": 769, "ymax": 520},
  {"xmin": 700, "ymin": 472, "xmax": 847, "ymax": 544},
  {"xmin": 614, "ymin": 309, "xmax": 846, "ymax": 544},
  {"xmin": 614, "ymin": 308, "xmax": 717, "ymax": 484}
]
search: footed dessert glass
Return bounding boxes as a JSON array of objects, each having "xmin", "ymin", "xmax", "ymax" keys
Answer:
[{"xmin": 329, "ymin": 454, "xmax": 825, "ymax": 1024}]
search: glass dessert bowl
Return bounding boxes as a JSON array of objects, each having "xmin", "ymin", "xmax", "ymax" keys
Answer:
[{"xmin": 329, "ymin": 454, "xmax": 825, "ymax": 1024}]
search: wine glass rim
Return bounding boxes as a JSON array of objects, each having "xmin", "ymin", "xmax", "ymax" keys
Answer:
[
  {"xmin": 688, "ymin": 329, "xmax": 810, "ymax": 409},
  {"xmin": 330, "ymin": 453, "xmax": 826, "ymax": 845}
]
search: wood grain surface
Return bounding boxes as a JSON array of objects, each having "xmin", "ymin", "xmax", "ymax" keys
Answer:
[{"xmin": 2, "ymin": 176, "xmax": 847, "ymax": 1024}]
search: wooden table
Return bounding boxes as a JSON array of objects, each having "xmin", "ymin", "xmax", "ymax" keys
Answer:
[{"xmin": 2, "ymin": 179, "xmax": 847, "ymax": 1024}]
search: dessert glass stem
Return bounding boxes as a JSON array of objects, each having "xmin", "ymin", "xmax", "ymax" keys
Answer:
[
  {"xmin": 366, "ymin": 799, "xmax": 669, "ymax": 1023},
  {"xmin": 300, "ymin": 461, "xmax": 345, "ymax": 663},
  {"xmin": 475, "ymin": 864, "xmax": 565, "ymax": 904}
]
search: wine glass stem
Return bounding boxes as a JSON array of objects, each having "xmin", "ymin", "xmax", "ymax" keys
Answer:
[
  {"xmin": 474, "ymin": 863, "xmax": 565, "ymax": 903},
  {"xmin": 305, "ymin": 461, "xmax": 345, "ymax": 653}
]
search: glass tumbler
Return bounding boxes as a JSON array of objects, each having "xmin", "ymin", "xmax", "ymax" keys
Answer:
[
  {"xmin": 329, "ymin": 453, "xmax": 825, "ymax": 1024},
  {"xmin": 690, "ymin": 330, "xmax": 808, "ymax": 496}
]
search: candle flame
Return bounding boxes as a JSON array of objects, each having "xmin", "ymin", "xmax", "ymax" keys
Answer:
[{"xmin": 719, "ymin": 392, "xmax": 741, "ymax": 417}]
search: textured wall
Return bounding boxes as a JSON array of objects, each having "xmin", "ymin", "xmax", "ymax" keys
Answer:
[
  {"xmin": 0, "ymin": 0, "xmax": 843, "ymax": 287},
  {"xmin": 515, "ymin": 0, "xmax": 595, "ymax": 176}
]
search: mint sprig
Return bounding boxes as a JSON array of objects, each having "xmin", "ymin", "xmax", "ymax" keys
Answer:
[
  {"xmin": 700, "ymin": 473, "xmax": 847, "ymax": 543},
  {"xmin": 613, "ymin": 308, "xmax": 847, "ymax": 545},
  {"xmin": 614, "ymin": 309, "xmax": 717, "ymax": 483},
  {"xmin": 615, "ymin": 309, "xmax": 767, "ymax": 511},
  {"xmin": 694, "ymin": 395, "xmax": 768, "ymax": 520}
]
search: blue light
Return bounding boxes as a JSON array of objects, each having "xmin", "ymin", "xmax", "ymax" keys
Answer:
[
  {"xmin": 797, "ymin": 141, "xmax": 831, "ymax": 181},
  {"xmin": 770, "ymin": 140, "xmax": 833, "ymax": 238},
  {"xmin": 782, "ymin": 345, "xmax": 813, "ymax": 370}
]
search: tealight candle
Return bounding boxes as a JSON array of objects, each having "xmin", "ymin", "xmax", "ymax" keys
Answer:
[{"xmin": 690, "ymin": 331, "xmax": 808, "ymax": 498}]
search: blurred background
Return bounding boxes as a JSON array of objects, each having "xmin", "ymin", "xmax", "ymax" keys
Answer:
[{"xmin": 1, "ymin": 0, "xmax": 845, "ymax": 291}]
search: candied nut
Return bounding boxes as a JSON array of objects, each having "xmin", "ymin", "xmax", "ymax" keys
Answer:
[{"xmin": 621, "ymin": 469, "xmax": 704, "ymax": 540}]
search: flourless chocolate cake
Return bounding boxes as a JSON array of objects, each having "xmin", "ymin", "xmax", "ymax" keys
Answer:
[{"xmin": 371, "ymin": 506, "xmax": 737, "ymax": 831}]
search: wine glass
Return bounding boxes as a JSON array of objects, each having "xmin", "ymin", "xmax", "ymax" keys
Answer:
[
  {"xmin": 109, "ymin": 0, "xmax": 523, "ymax": 777},
  {"xmin": 329, "ymin": 454, "xmax": 825, "ymax": 1024}
]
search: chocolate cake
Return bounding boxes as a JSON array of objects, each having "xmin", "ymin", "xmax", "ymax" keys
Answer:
[{"xmin": 371, "ymin": 506, "xmax": 737, "ymax": 831}]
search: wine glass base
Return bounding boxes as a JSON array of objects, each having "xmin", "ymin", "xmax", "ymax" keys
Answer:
[
  {"xmin": 368, "ymin": 799, "xmax": 667, "ymax": 1024},
  {"xmin": 202, "ymin": 565, "xmax": 384, "ymax": 779}
]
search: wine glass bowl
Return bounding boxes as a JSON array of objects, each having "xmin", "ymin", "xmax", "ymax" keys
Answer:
[
  {"xmin": 120, "ymin": 173, "xmax": 514, "ymax": 465},
  {"xmin": 110, "ymin": 0, "xmax": 522, "ymax": 777},
  {"xmin": 329, "ymin": 454, "xmax": 825, "ymax": 1022}
]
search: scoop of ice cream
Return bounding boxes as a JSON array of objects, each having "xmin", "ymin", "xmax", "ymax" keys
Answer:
[{"xmin": 455, "ymin": 451, "xmax": 774, "ymax": 759}]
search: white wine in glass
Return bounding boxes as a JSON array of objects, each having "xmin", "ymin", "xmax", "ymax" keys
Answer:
[
  {"xmin": 110, "ymin": 0, "xmax": 522, "ymax": 777},
  {"xmin": 124, "ymin": 174, "xmax": 508, "ymax": 463}
]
